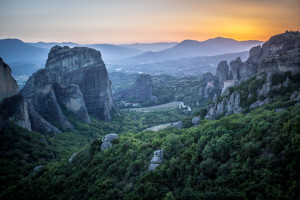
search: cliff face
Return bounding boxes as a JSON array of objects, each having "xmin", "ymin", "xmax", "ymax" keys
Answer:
[
  {"xmin": 45, "ymin": 46, "xmax": 118, "ymax": 120},
  {"xmin": 0, "ymin": 58, "xmax": 31, "ymax": 131},
  {"xmin": 0, "ymin": 94, "xmax": 32, "ymax": 131},
  {"xmin": 215, "ymin": 31, "xmax": 300, "ymax": 89},
  {"xmin": 0, "ymin": 58, "xmax": 18, "ymax": 102},
  {"xmin": 114, "ymin": 74, "xmax": 156, "ymax": 102},
  {"xmin": 195, "ymin": 31, "xmax": 300, "ymax": 123},
  {"xmin": 19, "ymin": 46, "xmax": 118, "ymax": 133},
  {"xmin": 53, "ymin": 83, "xmax": 91, "ymax": 123},
  {"xmin": 30, "ymin": 69, "xmax": 74, "ymax": 130}
]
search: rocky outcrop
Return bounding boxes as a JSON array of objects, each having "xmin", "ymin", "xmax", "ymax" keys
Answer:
[
  {"xmin": 250, "ymin": 98, "xmax": 271, "ymax": 110},
  {"xmin": 214, "ymin": 31, "xmax": 300, "ymax": 89},
  {"xmin": 205, "ymin": 92, "xmax": 242, "ymax": 119},
  {"xmin": 0, "ymin": 59, "xmax": 31, "ymax": 131},
  {"xmin": 0, "ymin": 58, "xmax": 18, "ymax": 102},
  {"xmin": 229, "ymin": 57, "xmax": 242, "ymax": 82},
  {"xmin": 148, "ymin": 150, "xmax": 163, "ymax": 171},
  {"xmin": 0, "ymin": 94, "xmax": 31, "ymax": 130},
  {"xmin": 22, "ymin": 69, "xmax": 74, "ymax": 130},
  {"xmin": 45, "ymin": 46, "xmax": 118, "ymax": 120},
  {"xmin": 192, "ymin": 116, "xmax": 201, "ymax": 126},
  {"xmin": 203, "ymin": 31, "xmax": 300, "ymax": 120},
  {"xmin": 216, "ymin": 61, "xmax": 231, "ymax": 88},
  {"xmin": 201, "ymin": 72, "xmax": 216, "ymax": 83},
  {"xmin": 101, "ymin": 133, "xmax": 118, "ymax": 151},
  {"xmin": 53, "ymin": 83, "xmax": 91, "ymax": 123},
  {"xmin": 199, "ymin": 80, "xmax": 217, "ymax": 98},
  {"xmin": 26, "ymin": 100, "xmax": 61, "ymax": 134},
  {"xmin": 20, "ymin": 46, "xmax": 118, "ymax": 133},
  {"xmin": 114, "ymin": 74, "xmax": 156, "ymax": 103}
]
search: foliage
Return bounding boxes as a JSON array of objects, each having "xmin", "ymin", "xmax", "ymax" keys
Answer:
[
  {"xmin": 0, "ymin": 123, "xmax": 53, "ymax": 191},
  {"xmin": 2, "ymin": 104, "xmax": 299, "ymax": 200},
  {"xmin": 231, "ymin": 76, "xmax": 266, "ymax": 108}
]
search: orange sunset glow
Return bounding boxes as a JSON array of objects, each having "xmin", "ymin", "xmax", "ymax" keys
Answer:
[{"xmin": 0, "ymin": 0, "xmax": 300, "ymax": 43}]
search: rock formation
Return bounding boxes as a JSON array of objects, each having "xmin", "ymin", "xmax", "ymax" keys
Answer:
[
  {"xmin": 114, "ymin": 74, "xmax": 156, "ymax": 103},
  {"xmin": 0, "ymin": 58, "xmax": 31, "ymax": 131},
  {"xmin": 201, "ymin": 72, "xmax": 216, "ymax": 83},
  {"xmin": 192, "ymin": 116, "xmax": 201, "ymax": 126},
  {"xmin": 53, "ymin": 83, "xmax": 91, "ymax": 123},
  {"xmin": 0, "ymin": 94, "xmax": 31, "ymax": 131},
  {"xmin": 148, "ymin": 150, "xmax": 163, "ymax": 171},
  {"xmin": 26, "ymin": 100, "xmax": 61, "ymax": 134},
  {"xmin": 19, "ymin": 46, "xmax": 119, "ymax": 133},
  {"xmin": 204, "ymin": 31, "xmax": 300, "ymax": 120},
  {"xmin": 45, "ymin": 46, "xmax": 118, "ymax": 120},
  {"xmin": 215, "ymin": 31, "xmax": 300, "ymax": 90},
  {"xmin": 0, "ymin": 58, "xmax": 18, "ymax": 102},
  {"xmin": 101, "ymin": 133, "xmax": 118, "ymax": 151},
  {"xmin": 216, "ymin": 61, "xmax": 232, "ymax": 88},
  {"xmin": 21, "ymin": 69, "xmax": 74, "ymax": 131},
  {"xmin": 205, "ymin": 92, "xmax": 242, "ymax": 120}
]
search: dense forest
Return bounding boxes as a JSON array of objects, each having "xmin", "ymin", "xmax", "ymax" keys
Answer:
[{"xmin": 1, "ymin": 97, "xmax": 299, "ymax": 199}]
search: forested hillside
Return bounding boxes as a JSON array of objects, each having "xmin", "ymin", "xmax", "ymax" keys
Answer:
[{"xmin": 2, "ymin": 102, "xmax": 299, "ymax": 200}]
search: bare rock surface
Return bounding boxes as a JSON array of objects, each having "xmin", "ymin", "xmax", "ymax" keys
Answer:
[{"xmin": 148, "ymin": 150, "xmax": 163, "ymax": 171}]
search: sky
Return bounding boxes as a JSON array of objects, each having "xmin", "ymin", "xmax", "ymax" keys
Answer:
[{"xmin": 0, "ymin": 0, "xmax": 299, "ymax": 44}]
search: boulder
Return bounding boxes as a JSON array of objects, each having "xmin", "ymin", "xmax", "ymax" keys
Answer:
[
  {"xmin": 148, "ymin": 163, "xmax": 160, "ymax": 171},
  {"xmin": 101, "ymin": 142, "xmax": 112, "ymax": 151},
  {"xmin": 192, "ymin": 116, "xmax": 201, "ymax": 126},
  {"xmin": 102, "ymin": 133, "xmax": 119, "ymax": 142},
  {"xmin": 101, "ymin": 133, "xmax": 118, "ymax": 151},
  {"xmin": 148, "ymin": 150, "xmax": 163, "ymax": 171}
]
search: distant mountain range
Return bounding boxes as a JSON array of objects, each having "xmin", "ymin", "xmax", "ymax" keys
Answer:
[
  {"xmin": 0, "ymin": 37, "xmax": 263, "ymax": 80},
  {"xmin": 122, "ymin": 37, "xmax": 263, "ymax": 64},
  {"xmin": 109, "ymin": 51, "xmax": 249, "ymax": 76},
  {"xmin": 120, "ymin": 42, "xmax": 178, "ymax": 52},
  {"xmin": 0, "ymin": 39, "xmax": 48, "ymax": 63}
]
